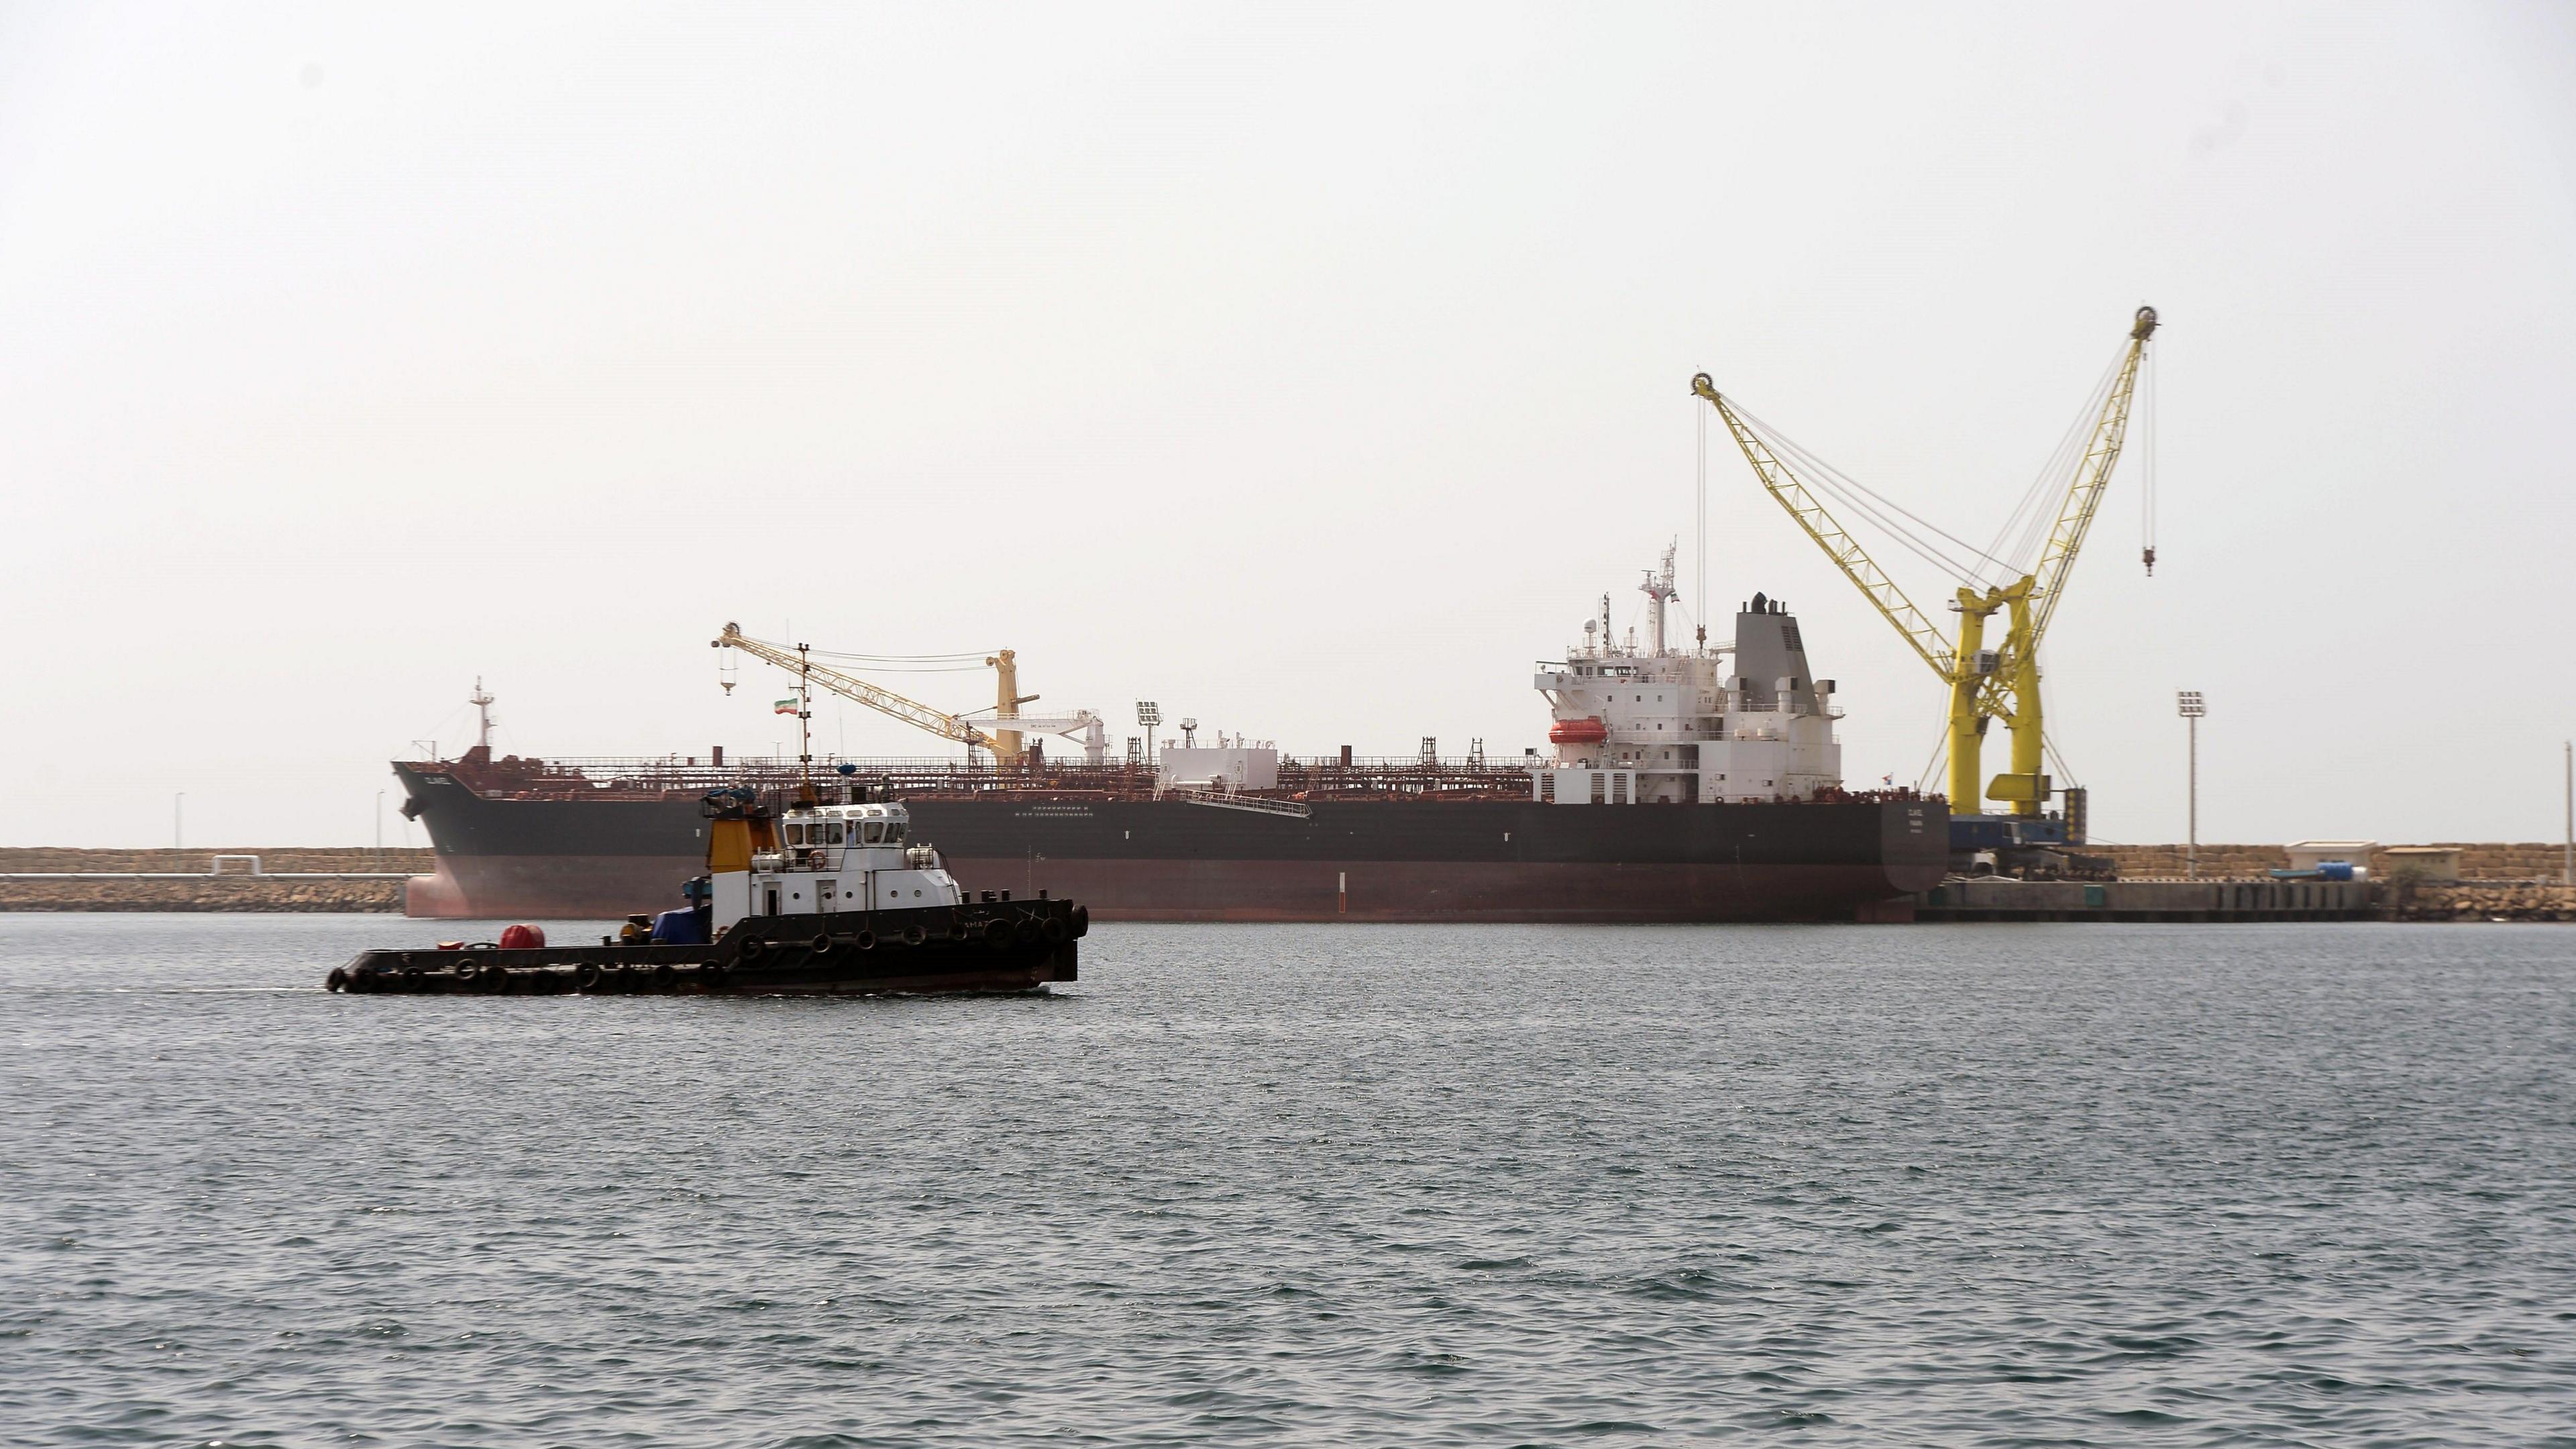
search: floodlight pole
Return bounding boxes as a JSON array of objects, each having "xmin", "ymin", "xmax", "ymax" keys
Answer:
[
  {"xmin": 1136, "ymin": 701, "xmax": 1162, "ymax": 768},
  {"xmin": 2177, "ymin": 691, "xmax": 2206, "ymax": 879}
]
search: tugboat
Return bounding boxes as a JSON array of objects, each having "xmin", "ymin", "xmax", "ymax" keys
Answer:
[
  {"xmin": 327, "ymin": 786, "xmax": 1084, "ymax": 996},
  {"xmin": 331, "ymin": 662, "xmax": 1089, "ymax": 996}
]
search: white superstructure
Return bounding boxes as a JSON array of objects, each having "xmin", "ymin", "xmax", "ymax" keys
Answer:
[
  {"xmin": 1532, "ymin": 549, "xmax": 1843, "ymax": 805},
  {"xmin": 711, "ymin": 800, "xmax": 964, "ymax": 924},
  {"xmin": 1159, "ymin": 732, "xmax": 1281, "ymax": 792}
]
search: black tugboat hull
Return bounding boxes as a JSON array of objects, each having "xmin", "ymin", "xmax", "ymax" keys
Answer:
[{"xmin": 325, "ymin": 899, "xmax": 1085, "ymax": 997}]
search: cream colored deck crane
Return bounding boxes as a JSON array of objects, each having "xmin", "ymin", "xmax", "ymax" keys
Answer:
[
  {"xmin": 713, "ymin": 625, "xmax": 1107, "ymax": 767},
  {"xmin": 1690, "ymin": 305, "xmax": 2157, "ymax": 817}
]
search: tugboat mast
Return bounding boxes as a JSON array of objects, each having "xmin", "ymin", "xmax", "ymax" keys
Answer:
[{"xmin": 794, "ymin": 644, "xmax": 815, "ymax": 789}]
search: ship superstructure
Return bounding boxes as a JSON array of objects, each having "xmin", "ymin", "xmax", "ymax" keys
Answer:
[
  {"xmin": 720, "ymin": 798, "xmax": 963, "ymax": 922},
  {"xmin": 1534, "ymin": 547, "xmax": 1841, "ymax": 808}
]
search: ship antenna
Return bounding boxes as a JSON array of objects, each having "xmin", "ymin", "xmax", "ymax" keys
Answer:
[{"xmin": 470, "ymin": 678, "xmax": 496, "ymax": 751}]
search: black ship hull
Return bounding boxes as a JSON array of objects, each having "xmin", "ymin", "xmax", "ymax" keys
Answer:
[{"xmin": 396, "ymin": 764, "xmax": 1947, "ymax": 923}]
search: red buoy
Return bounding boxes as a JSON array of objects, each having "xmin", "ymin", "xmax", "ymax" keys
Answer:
[
  {"xmin": 498, "ymin": 923, "xmax": 546, "ymax": 950},
  {"xmin": 1548, "ymin": 717, "xmax": 1608, "ymax": 745}
]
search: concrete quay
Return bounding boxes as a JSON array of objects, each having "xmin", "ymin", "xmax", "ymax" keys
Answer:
[{"xmin": 1913, "ymin": 877, "xmax": 2373, "ymax": 922}]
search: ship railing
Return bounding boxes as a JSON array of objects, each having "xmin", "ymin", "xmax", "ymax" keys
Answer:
[
  {"xmin": 1171, "ymin": 788, "xmax": 1314, "ymax": 819},
  {"xmin": 407, "ymin": 753, "xmax": 1550, "ymax": 802}
]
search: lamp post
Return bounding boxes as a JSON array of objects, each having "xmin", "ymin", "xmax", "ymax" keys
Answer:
[
  {"xmin": 1136, "ymin": 701, "xmax": 1161, "ymax": 766},
  {"xmin": 2177, "ymin": 691, "xmax": 2206, "ymax": 879}
]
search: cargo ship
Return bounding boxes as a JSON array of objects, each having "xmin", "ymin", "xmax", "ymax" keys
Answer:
[{"xmin": 395, "ymin": 554, "xmax": 1947, "ymax": 922}]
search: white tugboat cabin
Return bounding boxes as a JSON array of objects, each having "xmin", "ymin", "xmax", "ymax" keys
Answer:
[
  {"xmin": 1532, "ymin": 547, "xmax": 1844, "ymax": 806},
  {"xmin": 710, "ymin": 800, "xmax": 964, "ymax": 925}
]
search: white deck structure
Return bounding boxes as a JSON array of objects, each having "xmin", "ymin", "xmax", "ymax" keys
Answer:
[{"xmin": 712, "ymin": 800, "xmax": 965, "ymax": 924}]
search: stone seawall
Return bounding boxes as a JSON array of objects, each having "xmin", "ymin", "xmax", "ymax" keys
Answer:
[
  {"xmin": 2390, "ymin": 881, "xmax": 2576, "ymax": 922},
  {"xmin": 0, "ymin": 849, "xmax": 429, "ymax": 913},
  {"xmin": 2095, "ymin": 842, "xmax": 2572, "ymax": 881}
]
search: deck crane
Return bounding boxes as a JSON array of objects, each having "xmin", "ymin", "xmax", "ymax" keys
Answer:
[
  {"xmin": 712, "ymin": 625, "xmax": 1107, "ymax": 767},
  {"xmin": 1689, "ymin": 305, "xmax": 2157, "ymax": 824}
]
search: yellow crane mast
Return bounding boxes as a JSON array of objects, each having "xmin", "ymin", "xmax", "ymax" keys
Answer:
[{"xmin": 1690, "ymin": 305, "xmax": 2157, "ymax": 818}]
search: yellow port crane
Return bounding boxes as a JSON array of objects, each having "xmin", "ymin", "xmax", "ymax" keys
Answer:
[
  {"xmin": 1689, "ymin": 305, "xmax": 2157, "ymax": 818},
  {"xmin": 714, "ymin": 625, "xmax": 1101, "ymax": 768}
]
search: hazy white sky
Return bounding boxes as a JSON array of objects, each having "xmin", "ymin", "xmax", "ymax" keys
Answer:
[{"xmin": 4, "ymin": 3, "xmax": 2572, "ymax": 848}]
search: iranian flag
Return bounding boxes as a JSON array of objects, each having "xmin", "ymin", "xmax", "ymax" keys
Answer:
[{"xmin": 773, "ymin": 698, "xmax": 800, "ymax": 715}]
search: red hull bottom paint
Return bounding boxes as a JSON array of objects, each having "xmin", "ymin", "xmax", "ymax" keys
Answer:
[{"xmin": 409, "ymin": 854, "xmax": 1917, "ymax": 923}]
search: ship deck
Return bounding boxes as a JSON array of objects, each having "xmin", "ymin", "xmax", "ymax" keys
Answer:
[{"xmin": 398, "ymin": 751, "xmax": 1931, "ymax": 810}]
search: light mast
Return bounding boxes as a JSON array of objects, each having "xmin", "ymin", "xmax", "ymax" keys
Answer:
[{"xmin": 470, "ymin": 678, "xmax": 496, "ymax": 752}]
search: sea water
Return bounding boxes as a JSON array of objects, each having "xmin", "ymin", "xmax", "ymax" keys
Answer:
[{"xmin": 4, "ymin": 915, "xmax": 2571, "ymax": 1446}]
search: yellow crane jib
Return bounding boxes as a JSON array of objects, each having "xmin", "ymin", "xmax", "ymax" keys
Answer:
[
  {"xmin": 1692, "ymin": 305, "xmax": 2157, "ymax": 819},
  {"xmin": 712, "ymin": 623, "xmax": 997, "ymax": 757},
  {"xmin": 1689, "ymin": 374, "xmax": 1957, "ymax": 680}
]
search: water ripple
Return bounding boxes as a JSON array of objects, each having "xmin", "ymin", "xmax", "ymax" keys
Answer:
[{"xmin": 3, "ymin": 915, "xmax": 2573, "ymax": 1445}]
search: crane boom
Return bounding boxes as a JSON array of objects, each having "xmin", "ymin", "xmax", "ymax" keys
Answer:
[
  {"xmin": 1689, "ymin": 374, "xmax": 1957, "ymax": 679},
  {"xmin": 2022, "ymin": 305, "xmax": 2157, "ymax": 651},
  {"xmin": 713, "ymin": 623, "xmax": 994, "ymax": 753}
]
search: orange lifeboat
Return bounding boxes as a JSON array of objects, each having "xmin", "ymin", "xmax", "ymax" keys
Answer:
[{"xmin": 1548, "ymin": 717, "xmax": 1608, "ymax": 745}]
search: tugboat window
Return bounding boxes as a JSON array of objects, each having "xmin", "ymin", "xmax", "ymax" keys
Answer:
[
  {"xmin": 826, "ymin": 823, "xmax": 845, "ymax": 845},
  {"xmin": 863, "ymin": 822, "xmax": 885, "ymax": 844},
  {"xmin": 785, "ymin": 823, "xmax": 806, "ymax": 845}
]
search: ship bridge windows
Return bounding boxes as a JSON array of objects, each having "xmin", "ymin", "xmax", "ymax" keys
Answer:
[
  {"xmin": 862, "ymin": 822, "xmax": 885, "ymax": 844},
  {"xmin": 824, "ymin": 822, "xmax": 845, "ymax": 845}
]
